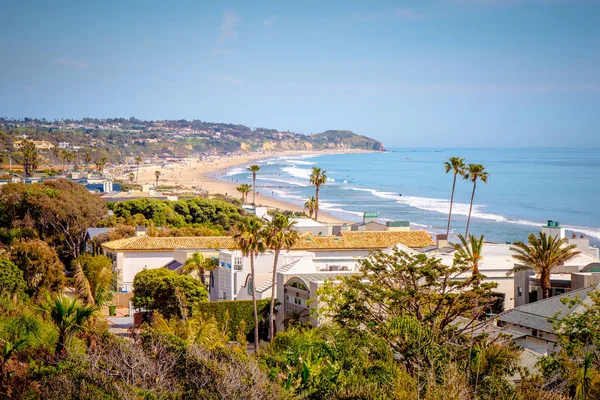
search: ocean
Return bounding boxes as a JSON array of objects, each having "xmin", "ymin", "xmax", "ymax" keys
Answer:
[{"xmin": 223, "ymin": 148, "xmax": 600, "ymax": 245}]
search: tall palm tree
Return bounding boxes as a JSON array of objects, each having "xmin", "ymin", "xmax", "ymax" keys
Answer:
[
  {"xmin": 236, "ymin": 183, "xmax": 251, "ymax": 204},
  {"xmin": 463, "ymin": 164, "xmax": 489, "ymax": 237},
  {"xmin": 83, "ymin": 152, "xmax": 92, "ymax": 171},
  {"xmin": 444, "ymin": 157, "xmax": 466, "ymax": 237},
  {"xmin": 453, "ymin": 233, "xmax": 485, "ymax": 275},
  {"xmin": 233, "ymin": 219, "xmax": 266, "ymax": 351},
  {"xmin": 95, "ymin": 157, "xmax": 107, "ymax": 174},
  {"xmin": 64, "ymin": 151, "xmax": 74, "ymax": 171},
  {"xmin": 264, "ymin": 214, "xmax": 299, "ymax": 340},
  {"xmin": 35, "ymin": 293, "xmax": 96, "ymax": 355},
  {"xmin": 154, "ymin": 170, "xmax": 161, "ymax": 188},
  {"xmin": 507, "ymin": 232, "xmax": 579, "ymax": 299},
  {"xmin": 304, "ymin": 196, "xmax": 316, "ymax": 220},
  {"xmin": 135, "ymin": 156, "xmax": 143, "ymax": 184},
  {"xmin": 179, "ymin": 252, "xmax": 217, "ymax": 285},
  {"xmin": 309, "ymin": 167, "xmax": 327, "ymax": 221},
  {"xmin": 247, "ymin": 164, "xmax": 260, "ymax": 205}
]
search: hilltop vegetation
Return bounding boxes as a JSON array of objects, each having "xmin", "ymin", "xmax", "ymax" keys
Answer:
[{"xmin": 0, "ymin": 118, "xmax": 384, "ymax": 166}]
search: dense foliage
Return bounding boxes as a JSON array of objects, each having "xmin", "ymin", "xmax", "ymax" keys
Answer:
[
  {"xmin": 9, "ymin": 240, "xmax": 64, "ymax": 300},
  {"xmin": 195, "ymin": 299, "xmax": 270, "ymax": 341},
  {"xmin": 132, "ymin": 269, "xmax": 208, "ymax": 318}
]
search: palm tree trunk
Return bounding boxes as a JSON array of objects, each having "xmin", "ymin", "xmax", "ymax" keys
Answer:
[
  {"xmin": 446, "ymin": 173, "xmax": 457, "ymax": 237},
  {"xmin": 136, "ymin": 165, "xmax": 139, "ymax": 185},
  {"xmin": 269, "ymin": 249, "xmax": 280, "ymax": 341},
  {"xmin": 55, "ymin": 332, "xmax": 65, "ymax": 356},
  {"xmin": 315, "ymin": 186, "xmax": 320, "ymax": 221},
  {"xmin": 542, "ymin": 270, "xmax": 551, "ymax": 299},
  {"xmin": 252, "ymin": 173, "xmax": 256, "ymax": 205},
  {"xmin": 466, "ymin": 180, "xmax": 477, "ymax": 237},
  {"xmin": 250, "ymin": 253, "xmax": 259, "ymax": 351}
]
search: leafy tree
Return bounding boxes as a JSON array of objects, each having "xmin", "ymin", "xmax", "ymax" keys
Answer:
[
  {"xmin": 0, "ymin": 257, "xmax": 27, "ymax": 302},
  {"xmin": 233, "ymin": 219, "xmax": 266, "ymax": 351},
  {"xmin": 444, "ymin": 156, "xmax": 466, "ymax": 237},
  {"xmin": 463, "ymin": 163, "xmax": 489, "ymax": 237},
  {"xmin": 507, "ymin": 232, "xmax": 579, "ymax": 299},
  {"xmin": 21, "ymin": 140, "xmax": 38, "ymax": 177},
  {"xmin": 128, "ymin": 172, "xmax": 134, "ymax": 183},
  {"xmin": 132, "ymin": 268, "xmax": 208, "ymax": 319},
  {"xmin": 309, "ymin": 167, "xmax": 327, "ymax": 221},
  {"xmin": 453, "ymin": 233, "xmax": 485, "ymax": 275},
  {"xmin": 35, "ymin": 293, "xmax": 96, "ymax": 355},
  {"xmin": 9, "ymin": 239, "xmax": 64, "ymax": 300},
  {"xmin": 247, "ymin": 164, "xmax": 260, "ymax": 205},
  {"xmin": 264, "ymin": 214, "xmax": 299, "ymax": 340},
  {"xmin": 0, "ymin": 180, "xmax": 108, "ymax": 261}
]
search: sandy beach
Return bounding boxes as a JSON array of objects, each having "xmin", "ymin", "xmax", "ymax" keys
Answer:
[{"xmin": 115, "ymin": 149, "xmax": 371, "ymax": 224}]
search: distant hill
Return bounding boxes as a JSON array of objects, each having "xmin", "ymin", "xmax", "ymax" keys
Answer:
[{"xmin": 0, "ymin": 118, "xmax": 384, "ymax": 164}]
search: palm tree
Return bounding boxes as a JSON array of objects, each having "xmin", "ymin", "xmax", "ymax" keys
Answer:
[
  {"xmin": 135, "ymin": 156, "xmax": 143, "ymax": 184},
  {"xmin": 444, "ymin": 157, "xmax": 466, "ymax": 237},
  {"xmin": 95, "ymin": 157, "xmax": 107, "ymax": 174},
  {"xmin": 128, "ymin": 173, "xmax": 135, "ymax": 183},
  {"xmin": 22, "ymin": 140, "xmax": 38, "ymax": 177},
  {"xmin": 236, "ymin": 183, "xmax": 251, "ymax": 204},
  {"xmin": 264, "ymin": 214, "xmax": 299, "ymax": 340},
  {"xmin": 179, "ymin": 252, "xmax": 217, "ymax": 285},
  {"xmin": 35, "ymin": 293, "xmax": 96, "ymax": 355},
  {"xmin": 154, "ymin": 170, "xmax": 161, "ymax": 188},
  {"xmin": 83, "ymin": 152, "xmax": 92, "ymax": 171},
  {"xmin": 247, "ymin": 164, "xmax": 260, "ymax": 205},
  {"xmin": 233, "ymin": 219, "xmax": 266, "ymax": 351},
  {"xmin": 72, "ymin": 259, "xmax": 116, "ymax": 308},
  {"xmin": 304, "ymin": 196, "xmax": 317, "ymax": 220},
  {"xmin": 309, "ymin": 167, "xmax": 327, "ymax": 221},
  {"xmin": 463, "ymin": 164, "xmax": 489, "ymax": 237},
  {"xmin": 453, "ymin": 233, "xmax": 485, "ymax": 275},
  {"xmin": 507, "ymin": 232, "xmax": 579, "ymax": 299},
  {"xmin": 64, "ymin": 151, "xmax": 74, "ymax": 171}
]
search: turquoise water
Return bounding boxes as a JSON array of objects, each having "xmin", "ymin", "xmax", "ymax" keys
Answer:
[{"xmin": 224, "ymin": 148, "xmax": 600, "ymax": 245}]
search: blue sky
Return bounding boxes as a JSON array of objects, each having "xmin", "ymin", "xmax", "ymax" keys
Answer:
[{"xmin": 1, "ymin": 0, "xmax": 599, "ymax": 147}]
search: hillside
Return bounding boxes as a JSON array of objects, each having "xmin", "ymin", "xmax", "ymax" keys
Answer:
[{"xmin": 0, "ymin": 118, "xmax": 384, "ymax": 164}]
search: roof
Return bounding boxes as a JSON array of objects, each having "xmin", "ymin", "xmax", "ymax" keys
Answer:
[
  {"xmin": 498, "ymin": 285, "xmax": 597, "ymax": 333},
  {"xmin": 86, "ymin": 227, "xmax": 110, "ymax": 240},
  {"xmin": 101, "ymin": 230, "xmax": 434, "ymax": 252},
  {"xmin": 292, "ymin": 218, "xmax": 327, "ymax": 228},
  {"xmin": 387, "ymin": 221, "xmax": 410, "ymax": 227}
]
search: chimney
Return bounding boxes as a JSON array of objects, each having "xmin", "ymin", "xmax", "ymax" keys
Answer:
[
  {"xmin": 436, "ymin": 234, "xmax": 448, "ymax": 249},
  {"xmin": 135, "ymin": 225, "xmax": 147, "ymax": 236}
]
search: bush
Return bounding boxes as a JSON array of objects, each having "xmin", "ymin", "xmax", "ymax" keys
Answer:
[
  {"xmin": 132, "ymin": 269, "xmax": 208, "ymax": 319},
  {"xmin": 194, "ymin": 299, "xmax": 270, "ymax": 341},
  {"xmin": 0, "ymin": 257, "xmax": 27, "ymax": 302}
]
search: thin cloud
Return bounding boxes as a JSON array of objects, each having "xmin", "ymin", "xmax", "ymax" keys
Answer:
[
  {"xmin": 52, "ymin": 58, "xmax": 88, "ymax": 69},
  {"xmin": 215, "ymin": 9, "xmax": 240, "ymax": 51},
  {"xmin": 264, "ymin": 15, "xmax": 277, "ymax": 26},
  {"xmin": 210, "ymin": 76, "xmax": 242, "ymax": 85}
]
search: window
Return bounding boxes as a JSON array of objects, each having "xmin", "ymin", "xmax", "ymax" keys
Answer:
[
  {"xmin": 518, "ymin": 287, "xmax": 522, "ymax": 297},
  {"xmin": 247, "ymin": 278, "xmax": 253, "ymax": 296}
]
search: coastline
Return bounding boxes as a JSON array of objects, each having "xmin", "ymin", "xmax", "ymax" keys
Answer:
[{"xmin": 116, "ymin": 149, "xmax": 373, "ymax": 224}]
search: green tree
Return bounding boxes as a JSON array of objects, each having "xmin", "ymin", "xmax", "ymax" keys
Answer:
[
  {"xmin": 135, "ymin": 156, "xmax": 142, "ymax": 184},
  {"xmin": 309, "ymin": 167, "xmax": 327, "ymax": 221},
  {"xmin": 453, "ymin": 233, "xmax": 485, "ymax": 276},
  {"xmin": 179, "ymin": 252, "xmax": 217, "ymax": 286},
  {"xmin": 264, "ymin": 214, "xmax": 299, "ymax": 340},
  {"xmin": 128, "ymin": 172, "xmax": 135, "ymax": 183},
  {"xmin": 132, "ymin": 268, "xmax": 208, "ymax": 319},
  {"xmin": 304, "ymin": 196, "xmax": 316, "ymax": 220},
  {"xmin": 21, "ymin": 140, "xmax": 38, "ymax": 177},
  {"xmin": 35, "ymin": 293, "xmax": 96, "ymax": 356},
  {"xmin": 83, "ymin": 151, "xmax": 92, "ymax": 171},
  {"xmin": 444, "ymin": 157, "xmax": 466, "ymax": 237},
  {"xmin": 233, "ymin": 219, "xmax": 266, "ymax": 351},
  {"xmin": 463, "ymin": 164, "xmax": 489, "ymax": 237},
  {"xmin": 0, "ymin": 257, "xmax": 27, "ymax": 302},
  {"xmin": 63, "ymin": 150, "xmax": 74, "ymax": 171},
  {"xmin": 9, "ymin": 239, "xmax": 65, "ymax": 300},
  {"xmin": 71, "ymin": 254, "xmax": 116, "ymax": 308},
  {"xmin": 507, "ymin": 232, "xmax": 579, "ymax": 299},
  {"xmin": 236, "ymin": 183, "xmax": 251, "ymax": 204},
  {"xmin": 247, "ymin": 164, "xmax": 260, "ymax": 205},
  {"xmin": 94, "ymin": 157, "xmax": 107, "ymax": 174}
]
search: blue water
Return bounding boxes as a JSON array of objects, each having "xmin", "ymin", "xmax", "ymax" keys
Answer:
[{"xmin": 224, "ymin": 148, "xmax": 600, "ymax": 245}]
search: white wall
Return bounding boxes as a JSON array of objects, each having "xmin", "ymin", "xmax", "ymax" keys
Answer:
[{"xmin": 122, "ymin": 251, "xmax": 174, "ymax": 285}]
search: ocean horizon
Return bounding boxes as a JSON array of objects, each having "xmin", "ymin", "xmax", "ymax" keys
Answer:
[{"xmin": 224, "ymin": 148, "xmax": 600, "ymax": 246}]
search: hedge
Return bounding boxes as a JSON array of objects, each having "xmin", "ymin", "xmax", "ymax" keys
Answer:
[{"xmin": 195, "ymin": 299, "xmax": 270, "ymax": 341}]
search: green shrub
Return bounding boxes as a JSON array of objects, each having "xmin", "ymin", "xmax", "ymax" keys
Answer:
[{"xmin": 194, "ymin": 299, "xmax": 270, "ymax": 341}]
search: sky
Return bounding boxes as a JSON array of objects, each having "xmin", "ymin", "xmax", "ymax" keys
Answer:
[{"xmin": 1, "ymin": 0, "xmax": 600, "ymax": 148}]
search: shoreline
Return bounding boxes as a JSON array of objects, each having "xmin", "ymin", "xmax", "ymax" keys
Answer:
[{"xmin": 115, "ymin": 149, "xmax": 375, "ymax": 224}]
